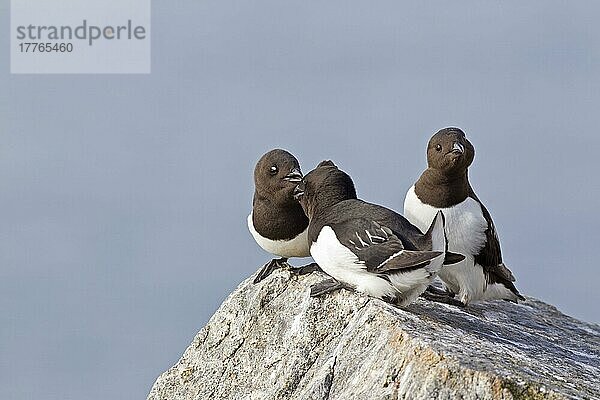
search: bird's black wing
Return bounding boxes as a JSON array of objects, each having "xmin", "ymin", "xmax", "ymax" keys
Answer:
[
  {"xmin": 468, "ymin": 186, "xmax": 516, "ymax": 283},
  {"xmin": 333, "ymin": 219, "xmax": 442, "ymax": 273}
]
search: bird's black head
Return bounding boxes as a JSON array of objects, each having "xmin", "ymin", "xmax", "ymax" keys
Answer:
[
  {"xmin": 254, "ymin": 149, "xmax": 303, "ymax": 206},
  {"xmin": 426, "ymin": 127, "xmax": 475, "ymax": 174},
  {"xmin": 294, "ymin": 160, "xmax": 357, "ymax": 219}
]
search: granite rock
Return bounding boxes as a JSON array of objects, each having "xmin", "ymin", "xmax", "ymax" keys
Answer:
[{"xmin": 147, "ymin": 269, "xmax": 600, "ymax": 400}]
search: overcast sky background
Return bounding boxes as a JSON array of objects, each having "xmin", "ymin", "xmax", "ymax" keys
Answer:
[{"xmin": 1, "ymin": 1, "xmax": 599, "ymax": 399}]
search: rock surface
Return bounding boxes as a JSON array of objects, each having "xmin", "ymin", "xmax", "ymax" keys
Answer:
[{"xmin": 147, "ymin": 268, "xmax": 600, "ymax": 400}]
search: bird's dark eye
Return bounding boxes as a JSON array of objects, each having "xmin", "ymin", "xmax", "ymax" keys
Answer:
[
  {"xmin": 269, "ymin": 165, "xmax": 278, "ymax": 175},
  {"xmin": 435, "ymin": 144, "xmax": 442, "ymax": 152}
]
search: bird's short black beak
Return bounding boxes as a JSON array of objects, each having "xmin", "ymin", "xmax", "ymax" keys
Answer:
[
  {"xmin": 293, "ymin": 185, "xmax": 304, "ymax": 200},
  {"xmin": 449, "ymin": 142, "xmax": 464, "ymax": 155},
  {"xmin": 283, "ymin": 168, "xmax": 303, "ymax": 183}
]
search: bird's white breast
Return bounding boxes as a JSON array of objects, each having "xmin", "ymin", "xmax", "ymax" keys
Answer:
[
  {"xmin": 404, "ymin": 186, "xmax": 488, "ymax": 256},
  {"xmin": 247, "ymin": 213, "xmax": 310, "ymax": 258}
]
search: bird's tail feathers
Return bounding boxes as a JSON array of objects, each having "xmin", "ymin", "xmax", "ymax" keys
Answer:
[
  {"xmin": 423, "ymin": 211, "xmax": 466, "ymax": 265},
  {"xmin": 424, "ymin": 210, "xmax": 446, "ymax": 253}
]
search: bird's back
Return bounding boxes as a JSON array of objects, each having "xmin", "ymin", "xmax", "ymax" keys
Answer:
[{"xmin": 310, "ymin": 199, "xmax": 425, "ymax": 251}]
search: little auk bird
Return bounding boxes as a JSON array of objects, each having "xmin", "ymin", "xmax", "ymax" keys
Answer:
[
  {"xmin": 294, "ymin": 160, "xmax": 464, "ymax": 306},
  {"xmin": 248, "ymin": 149, "xmax": 317, "ymax": 284},
  {"xmin": 404, "ymin": 127, "xmax": 524, "ymax": 305}
]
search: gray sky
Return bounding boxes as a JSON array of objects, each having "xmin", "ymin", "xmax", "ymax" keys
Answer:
[{"xmin": 1, "ymin": 1, "xmax": 599, "ymax": 399}]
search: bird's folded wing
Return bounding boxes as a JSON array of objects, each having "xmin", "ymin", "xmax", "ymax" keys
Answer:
[
  {"xmin": 375, "ymin": 249, "xmax": 444, "ymax": 273},
  {"xmin": 337, "ymin": 220, "xmax": 442, "ymax": 273},
  {"xmin": 469, "ymin": 188, "xmax": 516, "ymax": 283}
]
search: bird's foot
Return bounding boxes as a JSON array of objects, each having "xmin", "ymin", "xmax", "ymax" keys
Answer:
[
  {"xmin": 310, "ymin": 277, "xmax": 346, "ymax": 297},
  {"xmin": 421, "ymin": 289, "xmax": 465, "ymax": 308},
  {"xmin": 423, "ymin": 284, "xmax": 453, "ymax": 297},
  {"xmin": 290, "ymin": 262, "xmax": 321, "ymax": 276},
  {"xmin": 253, "ymin": 258, "xmax": 290, "ymax": 284}
]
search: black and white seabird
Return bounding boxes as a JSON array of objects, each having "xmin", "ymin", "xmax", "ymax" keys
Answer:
[
  {"xmin": 294, "ymin": 160, "xmax": 464, "ymax": 305},
  {"xmin": 404, "ymin": 127, "xmax": 524, "ymax": 305},
  {"xmin": 249, "ymin": 149, "xmax": 317, "ymax": 284}
]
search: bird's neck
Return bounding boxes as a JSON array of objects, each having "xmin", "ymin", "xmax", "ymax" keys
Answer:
[
  {"xmin": 253, "ymin": 192, "xmax": 308, "ymax": 240},
  {"xmin": 414, "ymin": 168, "xmax": 470, "ymax": 208},
  {"xmin": 310, "ymin": 191, "xmax": 355, "ymax": 220}
]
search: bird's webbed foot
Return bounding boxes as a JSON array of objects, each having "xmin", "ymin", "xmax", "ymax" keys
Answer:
[
  {"xmin": 253, "ymin": 257, "xmax": 290, "ymax": 284},
  {"xmin": 290, "ymin": 262, "xmax": 321, "ymax": 276},
  {"xmin": 310, "ymin": 277, "xmax": 347, "ymax": 297},
  {"xmin": 420, "ymin": 286, "xmax": 465, "ymax": 307}
]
